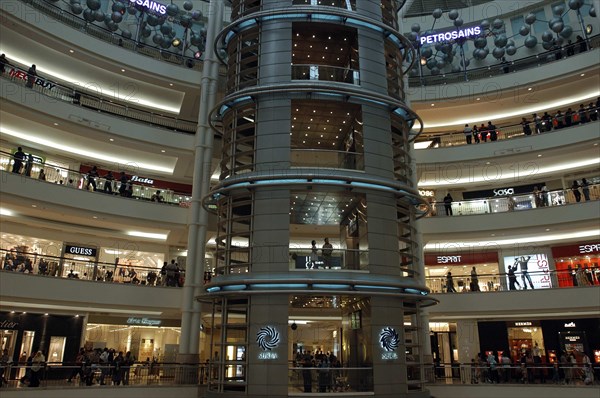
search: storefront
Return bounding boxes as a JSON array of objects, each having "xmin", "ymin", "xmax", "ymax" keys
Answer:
[
  {"xmin": 424, "ymin": 252, "xmax": 499, "ymax": 293},
  {"xmin": 85, "ymin": 315, "xmax": 181, "ymax": 362},
  {"xmin": 478, "ymin": 318, "xmax": 600, "ymax": 364},
  {"xmin": 551, "ymin": 242, "xmax": 600, "ymax": 287},
  {"xmin": 60, "ymin": 243, "xmax": 99, "ymax": 279},
  {"xmin": 501, "ymin": 253, "xmax": 553, "ymax": 290},
  {"xmin": 0, "ymin": 311, "xmax": 84, "ymax": 366}
]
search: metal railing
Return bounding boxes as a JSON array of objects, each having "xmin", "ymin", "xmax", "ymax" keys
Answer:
[
  {"xmin": 0, "ymin": 248, "xmax": 183, "ymax": 288},
  {"xmin": 288, "ymin": 366, "xmax": 373, "ymax": 393},
  {"xmin": 425, "ymin": 363, "xmax": 598, "ymax": 386},
  {"xmin": 290, "ymin": 148, "xmax": 365, "ymax": 170},
  {"xmin": 0, "ymin": 362, "xmax": 207, "ymax": 388},
  {"xmin": 1, "ymin": 61, "xmax": 197, "ymax": 134},
  {"xmin": 1, "ymin": 151, "xmax": 192, "ymax": 207},
  {"xmin": 18, "ymin": 0, "xmax": 206, "ymax": 71},
  {"xmin": 423, "ymin": 184, "xmax": 600, "ymax": 218},
  {"xmin": 426, "ymin": 268, "xmax": 600, "ymax": 294},
  {"xmin": 417, "ymin": 109, "xmax": 599, "ymax": 149},
  {"xmin": 289, "ymin": 248, "xmax": 369, "ymax": 271},
  {"xmin": 409, "ymin": 35, "xmax": 600, "ymax": 87},
  {"xmin": 291, "ymin": 64, "xmax": 360, "ymax": 85}
]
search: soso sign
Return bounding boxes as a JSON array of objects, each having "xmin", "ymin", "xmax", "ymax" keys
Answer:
[{"xmin": 493, "ymin": 188, "xmax": 514, "ymax": 196}]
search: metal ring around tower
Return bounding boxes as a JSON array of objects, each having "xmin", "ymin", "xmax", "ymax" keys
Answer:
[{"xmin": 215, "ymin": 6, "xmax": 417, "ymax": 74}]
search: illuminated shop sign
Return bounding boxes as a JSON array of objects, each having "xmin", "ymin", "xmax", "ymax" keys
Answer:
[
  {"xmin": 564, "ymin": 322, "xmax": 576, "ymax": 328},
  {"xmin": 565, "ymin": 335, "xmax": 580, "ymax": 342},
  {"xmin": 493, "ymin": 188, "xmax": 514, "ymax": 196},
  {"xmin": 131, "ymin": 176, "xmax": 155, "ymax": 185},
  {"xmin": 514, "ymin": 322, "xmax": 532, "ymax": 327},
  {"xmin": 379, "ymin": 327, "xmax": 400, "ymax": 360},
  {"xmin": 65, "ymin": 245, "xmax": 97, "ymax": 257},
  {"xmin": 419, "ymin": 26, "xmax": 482, "ymax": 45},
  {"xmin": 437, "ymin": 255, "xmax": 461, "ymax": 264},
  {"xmin": 257, "ymin": 326, "xmax": 280, "ymax": 360},
  {"xmin": 8, "ymin": 69, "xmax": 56, "ymax": 90},
  {"xmin": 579, "ymin": 243, "xmax": 600, "ymax": 254},
  {"xmin": 128, "ymin": 0, "xmax": 167, "ymax": 15},
  {"xmin": 419, "ymin": 190, "xmax": 435, "ymax": 197},
  {"xmin": 0, "ymin": 319, "xmax": 19, "ymax": 329},
  {"xmin": 126, "ymin": 317, "xmax": 162, "ymax": 326}
]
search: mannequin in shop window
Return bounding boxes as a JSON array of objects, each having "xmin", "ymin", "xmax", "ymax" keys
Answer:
[{"xmin": 470, "ymin": 267, "xmax": 480, "ymax": 291}]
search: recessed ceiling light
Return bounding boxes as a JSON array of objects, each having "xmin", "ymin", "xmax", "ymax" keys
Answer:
[
  {"xmin": 69, "ymin": 49, "xmax": 74, "ymax": 53},
  {"xmin": 545, "ymin": 228, "xmax": 550, "ymax": 231},
  {"xmin": 161, "ymin": 150, "xmax": 166, "ymax": 153},
  {"xmin": 580, "ymin": 73, "xmax": 585, "ymax": 77},
  {"xmin": 121, "ymin": 69, "xmax": 126, "ymax": 72},
  {"xmin": 169, "ymin": 83, "xmax": 173, "ymax": 86},
  {"xmin": 476, "ymin": 97, "xmax": 481, "ymax": 101},
  {"xmin": 491, "ymin": 233, "xmax": 495, "ymax": 236},
  {"xmin": 109, "ymin": 138, "xmax": 114, "ymax": 142},
  {"xmin": 92, "ymin": 216, "xmax": 98, "ymax": 219},
  {"xmin": 431, "ymin": 103, "xmax": 435, "ymax": 107},
  {"xmin": 537, "ymin": 154, "xmax": 542, "ymax": 157},
  {"xmin": 527, "ymin": 87, "xmax": 532, "ymax": 91},
  {"xmin": 485, "ymin": 161, "xmax": 491, "ymax": 165},
  {"xmin": 53, "ymin": 123, "xmax": 59, "ymax": 126},
  {"xmin": 31, "ymin": 204, "xmax": 37, "ymax": 208}
]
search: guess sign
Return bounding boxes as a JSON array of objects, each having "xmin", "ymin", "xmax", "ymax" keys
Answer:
[{"xmin": 65, "ymin": 245, "xmax": 97, "ymax": 257}]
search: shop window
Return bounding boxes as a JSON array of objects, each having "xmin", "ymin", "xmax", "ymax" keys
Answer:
[{"xmin": 48, "ymin": 336, "xmax": 67, "ymax": 363}]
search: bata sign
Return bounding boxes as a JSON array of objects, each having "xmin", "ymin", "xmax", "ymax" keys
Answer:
[
  {"xmin": 65, "ymin": 245, "xmax": 97, "ymax": 257},
  {"xmin": 128, "ymin": 0, "xmax": 167, "ymax": 14},
  {"xmin": 131, "ymin": 176, "xmax": 154, "ymax": 185},
  {"xmin": 419, "ymin": 26, "xmax": 482, "ymax": 45}
]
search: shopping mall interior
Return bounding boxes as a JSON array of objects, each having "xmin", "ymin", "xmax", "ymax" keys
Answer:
[{"xmin": 0, "ymin": 0, "xmax": 599, "ymax": 397}]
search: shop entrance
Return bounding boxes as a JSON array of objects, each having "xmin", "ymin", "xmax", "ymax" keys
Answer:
[{"xmin": 507, "ymin": 323, "xmax": 546, "ymax": 362}]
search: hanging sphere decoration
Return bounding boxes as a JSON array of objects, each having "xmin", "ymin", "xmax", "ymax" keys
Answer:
[
  {"xmin": 111, "ymin": 11, "xmax": 123, "ymax": 23},
  {"xmin": 411, "ymin": 23, "xmax": 421, "ymax": 32},
  {"xmin": 86, "ymin": 0, "xmax": 101, "ymax": 11},
  {"xmin": 553, "ymin": 4, "xmax": 565, "ymax": 15},
  {"xmin": 183, "ymin": 1, "xmax": 193, "ymax": 11},
  {"xmin": 542, "ymin": 30, "xmax": 555, "ymax": 42},
  {"xmin": 492, "ymin": 47, "xmax": 506, "ymax": 59},
  {"xmin": 559, "ymin": 25, "xmax": 573, "ymax": 38},
  {"xmin": 93, "ymin": 10, "xmax": 105, "ymax": 22},
  {"xmin": 474, "ymin": 37, "xmax": 487, "ymax": 49},
  {"xmin": 506, "ymin": 46, "xmax": 517, "ymax": 56},
  {"xmin": 549, "ymin": 17, "xmax": 565, "ymax": 33},
  {"xmin": 525, "ymin": 13, "xmax": 537, "ymax": 25},
  {"xmin": 453, "ymin": 18, "xmax": 464, "ymax": 28},
  {"xmin": 480, "ymin": 19, "xmax": 490, "ymax": 30},
  {"xmin": 448, "ymin": 9, "xmax": 459, "ymax": 20},
  {"xmin": 590, "ymin": 7, "xmax": 596, "ymax": 17},
  {"xmin": 524, "ymin": 35, "xmax": 538, "ymax": 48},
  {"xmin": 519, "ymin": 25, "xmax": 530, "ymax": 36},
  {"xmin": 71, "ymin": 3, "xmax": 83, "ymax": 14},
  {"xmin": 166, "ymin": 4, "xmax": 179, "ymax": 17},
  {"xmin": 432, "ymin": 8, "xmax": 443, "ymax": 19},
  {"xmin": 568, "ymin": 0, "xmax": 583, "ymax": 10},
  {"xmin": 494, "ymin": 34, "xmax": 508, "ymax": 48}
]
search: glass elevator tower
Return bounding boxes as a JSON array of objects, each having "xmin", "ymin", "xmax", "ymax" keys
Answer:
[{"xmin": 201, "ymin": 1, "xmax": 435, "ymax": 397}]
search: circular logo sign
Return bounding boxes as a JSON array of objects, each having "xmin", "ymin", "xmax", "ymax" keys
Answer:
[
  {"xmin": 256, "ymin": 326, "xmax": 280, "ymax": 351},
  {"xmin": 379, "ymin": 327, "xmax": 400, "ymax": 352}
]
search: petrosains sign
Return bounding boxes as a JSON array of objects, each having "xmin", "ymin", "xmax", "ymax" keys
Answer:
[{"xmin": 65, "ymin": 245, "xmax": 97, "ymax": 257}]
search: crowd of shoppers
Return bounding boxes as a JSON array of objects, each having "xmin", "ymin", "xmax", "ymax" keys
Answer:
[{"xmin": 65, "ymin": 347, "xmax": 144, "ymax": 386}]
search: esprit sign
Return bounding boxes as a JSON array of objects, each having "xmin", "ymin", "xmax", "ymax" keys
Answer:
[
  {"xmin": 579, "ymin": 243, "xmax": 600, "ymax": 254},
  {"xmin": 493, "ymin": 188, "xmax": 514, "ymax": 196},
  {"xmin": 128, "ymin": 0, "xmax": 167, "ymax": 15},
  {"xmin": 65, "ymin": 245, "xmax": 97, "ymax": 257},
  {"xmin": 131, "ymin": 176, "xmax": 154, "ymax": 185},
  {"xmin": 419, "ymin": 26, "xmax": 482, "ymax": 45},
  {"xmin": 437, "ymin": 255, "xmax": 461, "ymax": 264}
]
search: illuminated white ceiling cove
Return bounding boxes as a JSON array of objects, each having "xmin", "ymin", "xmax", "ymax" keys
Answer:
[
  {"xmin": 0, "ymin": 29, "xmax": 184, "ymax": 114},
  {"xmin": 1, "ymin": 117, "xmax": 177, "ymax": 174}
]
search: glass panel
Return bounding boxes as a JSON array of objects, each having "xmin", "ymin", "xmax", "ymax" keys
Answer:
[{"xmin": 48, "ymin": 336, "xmax": 67, "ymax": 363}]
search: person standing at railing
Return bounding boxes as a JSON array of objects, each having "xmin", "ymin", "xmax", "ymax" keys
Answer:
[
  {"xmin": 446, "ymin": 272, "xmax": 457, "ymax": 293},
  {"xmin": 38, "ymin": 169, "xmax": 46, "ymax": 181},
  {"xmin": 0, "ymin": 54, "xmax": 10, "ymax": 75},
  {"xmin": 118, "ymin": 171, "xmax": 128, "ymax": 196},
  {"xmin": 28, "ymin": 351, "xmax": 45, "ymax": 387},
  {"xmin": 571, "ymin": 180, "xmax": 582, "ymax": 202},
  {"xmin": 86, "ymin": 166, "xmax": 99, "ymax": 191},
  {"xmin": 472, "ymin": 125, "xmax": 480, "ymax": 143},
  {"xmin": 11, "ymin": 147, "xmax": 25, "ymax": 174},
  {"xmin": 470, "ymin": 267, "xmax": 480, "ymax": 291},
  {"xmin": 25, "ymin": 64, "xmax": 37, "ymax": 89},
  {"xmin": 521, "ymin": 117, "xmax": 532, "ymax": 136},
  {"xmin": 103, "ymin": 171, "xmax": 115, "ymax": 194},
  {"xmin": 542, "ymin": 112, "xmax": 552, "ymax": 131},
  {"xmin": 479, "ymin": 123, "xmax": 487, "ymax": 142},
  {"xmin": 533, "ymin": 186, "xmax": 543, "ymax": 208},
  {"xmin": 565, "ymin": 107, "xmax": 574, "ymax": 127},
  {"xmin": 322, "ymin": 238, "xmax": 333, "ymax": 269},
  {"xmin": 487, "ymin": 121, "xmax": 498, "ymax": 141},
  {"xmin": 581, "ymin": 178, "xmax": 591, "ymax": 201},
  {"xmin": 463, "ymin": 124, "xmax": 473, "ymax": 144},
  {"xmin": 23, "ymin": 154, "xmax": 34, "ymax": 177},
  {"xmin": 309, "ymin": 240, "xmax": 318, "ymax": 269},
  {"xmin": 507, "ymin": 195, "xmax": 516, "ymax": 212},
  {"xmin": 578, "ymin": 104, "xmax": 589, "ymax": 124},
  {"xmin": 443, "ymin": 193, "xmax": 453, "ymax": 216},
  {"xmin": 533, "ymin": 113, "xmax": 542, "ymax": 134}
]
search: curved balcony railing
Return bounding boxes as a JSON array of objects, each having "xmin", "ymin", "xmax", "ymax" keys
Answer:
[
  {"xmin": 416, "ymin": 109, "xmax": 599, "ymax": 149},
  {"xmin": 422, "ymin": 184, "xmax": 599, "ymax": 218},
  {"xmin": 0, "ymin": 249, "xmax": 183, "ymax": 288},
  {"xmin": 426, "ymin": 269, "xmax": 600, "ymax": 294},
  {"xmin": 288, "ymin": 248, "xmax": 369, "ymax": 271},
  {"xmin": 1, "ymin": 61, "xmax": 197, "ymax": 134},
  {"xmin": 290, "ymin": 148, "xmax": 364, "ymax": 170},
  {"xmin": 291, "ymin": 64, "xmax": 360, "ymax": 85},
  {"xmin": 425, "ymin": 363, "xmax": 599, "ymax": 386},
  {"xmin": 1, "ymin": 151, "xmax": 192, "ymax": 207},
  {"xmin": 409, "ymin": 34, "xmax": 600, "ymax": 87},
  {"xmin": 0, "ymin": 362, "xmax": 207, "ymax": 388},
  {"xmin": 17, "ymin": 0, "xmax": 205, "ymax": 71}
]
